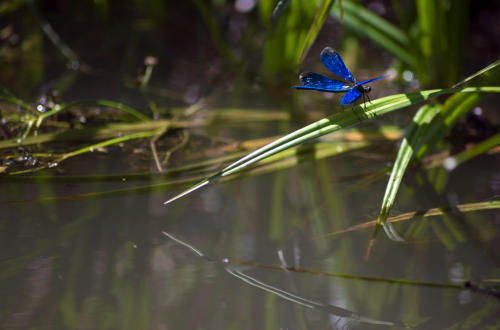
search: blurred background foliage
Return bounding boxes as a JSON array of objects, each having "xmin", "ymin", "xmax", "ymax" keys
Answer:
[{"xmin": 1, "ymin": 0, "xmax": 498, "ymax": 100}]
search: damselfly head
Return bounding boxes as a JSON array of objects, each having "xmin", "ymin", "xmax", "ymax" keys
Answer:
[{"xmin": 359, "ymin": 85, "xmax": 372, "ymax": 93}]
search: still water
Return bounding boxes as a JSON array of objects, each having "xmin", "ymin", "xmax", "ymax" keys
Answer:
[{"xmin": 1, "ymin": 147, "xmax": 499, "ymax": 329}]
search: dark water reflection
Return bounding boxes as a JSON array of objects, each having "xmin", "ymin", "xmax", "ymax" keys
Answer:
[{"xmin": 1, "ymin": 153, "xmax": 499, "ymax": 329}]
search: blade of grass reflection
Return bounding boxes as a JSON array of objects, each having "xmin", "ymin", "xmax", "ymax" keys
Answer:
[
  {"xmin": 319, "ymin": 200, "xmax": 500, "ymax": 237},
  {"xmin": 428, "ymin": 217, "xmax": 457, "ymax": 251},
  {"xmin": 276, "ymin": 250, "xmax": 309, "ymax": 329},
  {"xmin": 314, "ymin": 159, "xmax": 351, "ymax": 246},
  {"xmin": 415, "ymin": 168, "xmax": 471, "ymax": 250},
  {"xmin": 269, "ymin": 171, "xmax": 286, "ymax": 241},
  {"xmin": 224, "ymin": 258, "xmax": 472, "ymax": 290},
  {"xmin": 0, "ymin": 250, "xmax": 48, "ymax": 282},
  {"xmin": 344, "ymin": 166, "xmax": 392, "ymax": 195},
  {"xmin": 0, "ymin": 141, "xmax": 370, "ymax": 205},
  {"xmin": 35, "ymin": 172, "xmax": 60, "ymax": 222},
  {"xmin": 162, "ymin": 231, "xmax": 204, "ymax": 257},
  {"xmin": 0, "ymin": 176, "xmax": 204, "ymax": 205},
  {"xmin": 58, "ymin": 188, "xmax": 105, "ymax": 329},
  {"xmin": 161, "ymin": 232, "xmax": 401, "ymax": 327},
  {"xmin": 299, "ymin": 164, "xmax": 329, "ymax": 251},
  {"xmin": 225, "ymin": 266, "xmax": 400, "ymax": 327}
]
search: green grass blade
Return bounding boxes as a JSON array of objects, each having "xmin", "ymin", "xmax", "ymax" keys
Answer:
[
  {"xmin": 444, "ymin": 133, "xmax": 500, "ymax": 170},
  {"xmin": 298, "ymin": 0, "xmax": 336, "ymax": 65},
  {"xmin": 341, "ymin": 1, "xmax": 408, "ymax": 45},
  {"xmin": 197, "ymin": 87, "xmax": 500, "ymax": 178},
  {"xmin": 415, "ymin": 92, "xmax": 481, "ymax": 160},
  {"xmin": 453, "ymin": 59, "xmax": 500, "ymax": 88},
  {"xmin": 321, "ymin": 200, "xmax": 500, "ymax": 237},
  {"xmin": 376, "ymin": 104, "xmax": 441, "ymax": 241},
  {"xmin": 0, "ymin": 89, "xmax": 36, "ymax": 113},
  {"xmin": 164, "ymin": 86, "xmax": 500, "ymax": 205},
  {"xmin": 262, "ymin": 0, "xmax": 316, "ymax": 77},
  {"xmin": 416, "ymin": 0, "xmax": 469, "ymax": 86},
  {"xmin": 373, "ymin": 60, "xmax": 500, "ymax": 237},
  {"xmin": 0, "ymin": 120, "xmax": 174, "ymax": 149},
  {"xmin": 8, "ymin": 129, "xmax": 165, "ymax": 175},
  {"xmin": 376, "ymin": 93, "xmax": 485, "ymax": 240},
  {"xmin": 331, "ymin": 1, "xmax": 415, "ymax": 66},
  {"xmin": 36, "ymin": 99, "xmax": 150, "ymax": 126},
  {"xmin": 193, "ymin": 0, "xmax": 235, "ymax": 67}
]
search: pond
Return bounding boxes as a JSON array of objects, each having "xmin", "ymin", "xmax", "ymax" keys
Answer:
[{"xmin": 1, "ymin": 1, "xmax": 500, "ymax": 329}]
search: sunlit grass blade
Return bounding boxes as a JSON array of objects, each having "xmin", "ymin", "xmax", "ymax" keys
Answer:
[
  {"xmin": 443, "ymin": 133, "xmax": 500, "ymax": 171},
  {"xmin": 164, "ymin": 86, "xmax": 500, "ymax": 205},
  {"xmin": 298, "ymin": 0, "xmax": 336, "ymax": 65},
  {"xmin": 0, "ymin": 120, "xmax": 173, "ymax": 149},
  {"xmin": 452, "ymin": 59, "xmax": 500, "ymax": 88},
  {"xmin": 320, "ymin": 200, "xmax": 500, "ymax": 237},
  {"xmin": 8, "ymin": 128, "xmax": 165, "ymax": 175},
  {"xmin": 330, "ymin": 0, "xmax": 415, "ymax": 66},
  {"xmin": 416, "ymin": 0, "xmax": 469, "ymax": 86},
  {"xmin": 36, "ymin": 99, "xmax": 150, "ymax": 127},
  {"xmin": 375, "ymin": 62, "xmax": 500, "ymax": 240},
  {"xmin": 415, "ymin": 93, "xmax": 482, "ymax": 159},
  {"xmin": 376, "ymin": 104, "xmax": 440, "ymax": 241},
  {"xmin": 375, "ymin": 92, "xmax": 482, "ymax": 241}
]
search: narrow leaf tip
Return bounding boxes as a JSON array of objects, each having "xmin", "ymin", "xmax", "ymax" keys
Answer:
[{"xmin": 163, "ymin": 180, "xmax": 210, "ymax": 205}]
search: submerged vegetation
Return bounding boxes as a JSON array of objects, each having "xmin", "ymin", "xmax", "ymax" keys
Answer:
[{"xmin": 1, "ymin": 0, "xmax": 500, "ymax": 328}]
